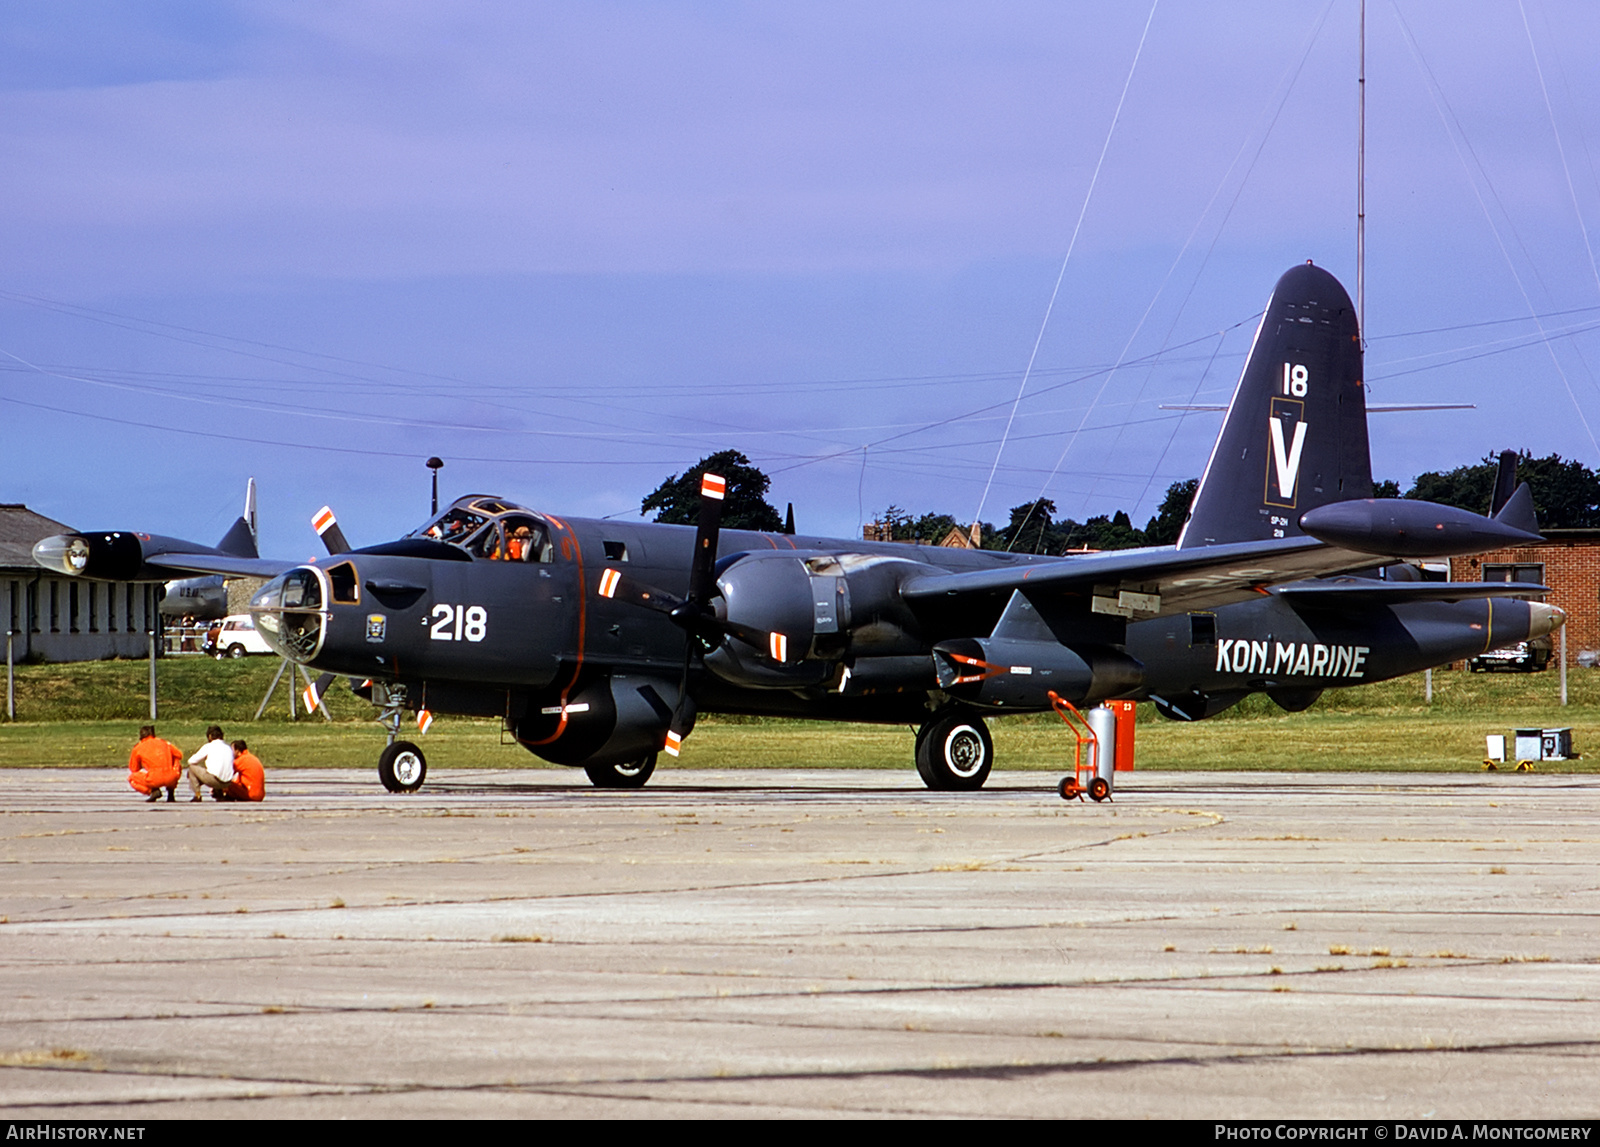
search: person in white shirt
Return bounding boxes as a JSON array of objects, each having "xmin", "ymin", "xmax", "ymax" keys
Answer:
[{"xmin": 187, "ymin": 726, "xmax": 236, "ymax": 802}]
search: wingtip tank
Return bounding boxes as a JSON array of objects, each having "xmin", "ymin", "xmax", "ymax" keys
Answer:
[{"xmin": 1298, "ymin": 498, "xmax": 1544, "ymax": 559}]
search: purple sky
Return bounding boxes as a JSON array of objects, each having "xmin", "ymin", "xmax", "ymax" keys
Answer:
[{"xmin": 4, "ymin": 1, "xmax": 1600, "ymax": 556}]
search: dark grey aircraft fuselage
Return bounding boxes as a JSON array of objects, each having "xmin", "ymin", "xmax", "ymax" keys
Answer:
[
  {"xmin": 37, "ymin": 262, "xmax": 1561, "ymax": 792},
  {"xmin": 262, "ymin": 506, "xmax": 1545, "ymax": 744}
]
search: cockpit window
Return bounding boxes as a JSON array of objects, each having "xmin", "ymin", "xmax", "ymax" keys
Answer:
[
  {"xmin": 410, "ymin": 498, "xmax": 555, "ymax": 562},
  {"xmin": 462, "ymin": 515, "xmax": 551, "ymax": 562},
  {"xmin": 504, "ymin": 516, "xmax": 552, "ymax": 562},
  {"xmin": 465, "ymin": 522, "xmax": 505, "ymax": 560},
  {"xmin": 417, "ymin": 507, "xmax": 488, "ymax": 545},
  {"xmin": 279, "ymin": 568, "xmax": 322, "ymax": 610},
  {"xmin": 328, "ymin": 561, "xmax": 359, "ymax": 604}
]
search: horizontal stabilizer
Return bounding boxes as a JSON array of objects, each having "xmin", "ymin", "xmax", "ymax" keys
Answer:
[{"xmin": 1160, "ymin": 403, "xmax": 1474, "ymax": 414}]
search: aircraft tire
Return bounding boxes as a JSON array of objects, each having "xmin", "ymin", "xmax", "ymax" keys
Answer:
[
  {"xmin": 378, "ymin": 740, "xmax": 427, "ymax": 793},
  {"xmin": 584, "ymin": 753, "xmax": 657, "ymax": 789},
  {"xmin": 914, "ymin": 713, "xmax": 993, "ymax": 791}
]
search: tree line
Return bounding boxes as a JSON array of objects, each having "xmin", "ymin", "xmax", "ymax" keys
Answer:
[{"xmin": 641, "ymin": 450, "xmax": 1600, "ymax": 552}]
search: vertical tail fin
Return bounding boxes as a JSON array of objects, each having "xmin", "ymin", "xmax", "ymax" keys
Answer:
[
  {"xmin": 1489, "ymin": 450, "xmax": 1518, "ymax": 515},
  {"xmin": 215, "ymin": 478, "xmax": 260, "ymax": 559},
  {"xmin": 1177, "ymin": 262, "xmax": 1370, "ymax": 548}
]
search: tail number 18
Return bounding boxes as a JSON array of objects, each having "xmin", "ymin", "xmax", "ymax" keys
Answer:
[
  {"xmin": 1282, "ymin": 363, "xmax": 1308, "ymax": 396},
  {"xmin": 430, "ymin": 604, "xmax": 488, "ymax": 642}
]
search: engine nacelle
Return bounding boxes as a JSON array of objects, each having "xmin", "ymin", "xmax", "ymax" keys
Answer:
[
  {"xmin": 932, "ymin": 637, "xmax": 1143, "ymax": 709},
  {"xmin": 702, "ymin": 642, "xmax": 834, "ymax": 689},
  {"xmin": 32, "ymin": 532, "xmax": 148, "ymax": 581},
  {"xmin": 513, "ymin": 675, "xmax": 678, "ymax": 768},
  {"xmin": 706, "ymin": 550, "xmax": 926, "ymax": 688}
]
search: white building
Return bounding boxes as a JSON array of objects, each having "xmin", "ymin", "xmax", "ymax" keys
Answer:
[{"xmin": 1, "ymin": 504, "xmax": 161, "ymax": 663}]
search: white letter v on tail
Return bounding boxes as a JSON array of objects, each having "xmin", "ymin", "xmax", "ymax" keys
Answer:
[{"xmin": 1269, "ymin": 417, "xmax": 1308, "ymax": 500}]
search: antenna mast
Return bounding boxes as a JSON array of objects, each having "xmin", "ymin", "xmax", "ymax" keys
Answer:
[{"xmin": 1357, "ymin": 0, "xmax": 1366, "ymax": 348}]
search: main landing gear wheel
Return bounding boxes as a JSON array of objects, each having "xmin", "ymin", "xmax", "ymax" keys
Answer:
[
  {"xmin": 915, "ymin": 713, "xmax": 993, "ymax": 791},
  {"xmin": 584, "ymin": 753, "xmax": 657, "ymax": 789},
  {"xmin": 378, "ymin": 740, "xmax": 427, "ymax": 793}
]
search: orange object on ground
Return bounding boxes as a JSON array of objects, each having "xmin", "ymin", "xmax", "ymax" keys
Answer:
[
  {"xmin": 1110, "ymin": 699, "xmax": 1137, "ymax": 771},
  {"xmin": 222, "ymin": 751, "xmax": 266, "ymax": 801},
  {"xmin": 128, "ymin": 738, "xmax": 183, "ymax": 795}
]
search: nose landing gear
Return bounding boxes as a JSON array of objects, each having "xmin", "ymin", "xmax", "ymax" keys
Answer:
[
  {"xmin": 374, "ymin": 685, "xmax": 427, "ymax": 793},
  {"xmin": 379, "ymin": 740, "xmax": 427, "ymax": 792}
]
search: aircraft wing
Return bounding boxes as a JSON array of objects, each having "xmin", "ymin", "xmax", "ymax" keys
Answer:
[
  {"xmin": 899, "ymin": 536, "xmax": 1381, "ymax": 619},
  {"xmin": 140, "ymin": 552, "xmax": 299, "ymax": 579},
  {"xmin": 32, "ymin": 528, "xmax": 299, "ymax": 583},
  {"xmin": 899, "ymin": 486, "xmax": 1548, "ymax": 621},
  {"xmin": 1272, "ymin": 578, "xmax": 1549, "ymax": 606}
]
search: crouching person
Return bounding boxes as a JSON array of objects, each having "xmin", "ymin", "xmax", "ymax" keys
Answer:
[
  {"xmin": 220, "ymin": 740, "xmax": 265, "ymax": 802},
  {"xmin": 129, "ymin": 725, "xmax": 182, "ymax": 803},
  {"xmin": 187, "ymin": 725, "xmax": 235, "ymax": 801}
]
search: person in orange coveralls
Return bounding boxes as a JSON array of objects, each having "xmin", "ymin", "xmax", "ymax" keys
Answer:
[
  {"xmin": 128, "ymin": 725, "xmax": 182, "ymax": 802},
  {"xmin": 219, "ymin": 740, "xmax": 265, "ymax": 802}
]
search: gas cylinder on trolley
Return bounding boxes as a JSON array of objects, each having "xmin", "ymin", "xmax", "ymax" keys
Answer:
[{"xmin": 1053, "ymin": 697, "xmax": 1133, "ymax": 802}]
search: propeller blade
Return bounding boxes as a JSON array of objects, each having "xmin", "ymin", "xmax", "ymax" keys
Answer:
[
  {"xmin": 721, "ymin": 621, "xmax": 791, "ymax": 663},
  {"xmin": 596, "ymin": 471, "xmax": 789, "ymax": 760},
  {"xmin": 301, "ymin": 671, "xmax": 337, "ymax": 715},
  {"xmin": 311, "ymin": 506, "xmax": 351, "ymax": 556},
  {"xmin": 596, "ymin": 566, "xmax": 792, "ymax": 661},
  {"xmin": 688, "ymin": 472, "xmax": 726, "ymax": 607},
  {"xmin": 664, "ymin": 685, "xmax": 697, "ymax": 758},
  {"xmin": 597, "ymin": 566, "xmax": 686, "ymax": 616}
]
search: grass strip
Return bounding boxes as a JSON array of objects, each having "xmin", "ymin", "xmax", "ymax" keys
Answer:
[{"xmin": 3, "ymin": 657, "xmax": 1597, "ymax": 772}]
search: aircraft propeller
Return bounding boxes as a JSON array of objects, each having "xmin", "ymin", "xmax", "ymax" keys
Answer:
[
  {"xmin": 596, "ymin": 473, "xmax": 790, "ymax": 755},
  {"xmin": 300, "ymin": 508, "xmax": 358, "ymax": 719}
]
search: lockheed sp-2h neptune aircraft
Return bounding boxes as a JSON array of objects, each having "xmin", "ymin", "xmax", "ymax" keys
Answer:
[{"xmin": 35, "ymin": 263, "xmax": 1564, "ymax": 794}]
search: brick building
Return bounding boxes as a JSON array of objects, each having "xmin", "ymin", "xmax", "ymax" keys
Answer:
[
  {"xmin": 862, "ymin": 520, "xmax": 982, "ymax": 548},
  {"xmin": 1448, "ymin": 529, "xmax": 1600, "ymax": 664}
]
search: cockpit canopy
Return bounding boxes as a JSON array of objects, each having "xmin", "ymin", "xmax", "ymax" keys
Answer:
[{"xmin": 408, "ymin": 495, "xmax": 553, "ymax": 563}]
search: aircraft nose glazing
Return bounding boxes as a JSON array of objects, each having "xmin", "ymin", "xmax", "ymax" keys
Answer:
[
  {"xmin": 249, "ymin": 566, "xmax": 330, "ymax": 662},
  {"xmin": 31, "ymin": 534, "xmax": 91, "ymax": 575}
]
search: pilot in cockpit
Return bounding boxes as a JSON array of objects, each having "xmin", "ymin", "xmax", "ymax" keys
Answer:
[
  {"xmin": 423, "ymin": 506, "xmax": 489, "ymax": 545},
  {"xmin": 501, "ymin": 517, "xmax": 551, "ymax": 562}
]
